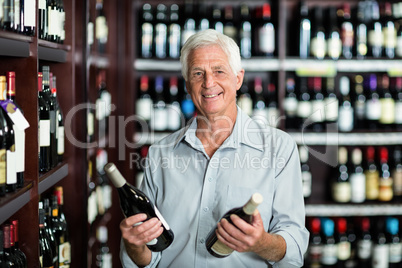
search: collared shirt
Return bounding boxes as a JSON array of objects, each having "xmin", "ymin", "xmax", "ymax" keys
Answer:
[{"xmin": 121, "ymin": 108, "xmax": 309, "ymax": 268}]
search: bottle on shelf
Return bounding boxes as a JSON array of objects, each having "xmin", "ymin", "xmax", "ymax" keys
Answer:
[
  {"xmin": 368, "ymin": 1, "xmax": 383, "ymax": 58},
  {"xmin": 0, "ymin": 77, "xmax": 7, "ymax": 197},
  {"xmin": 386, "ymin": 217, "xmax": 402, "ymax": 267},
  {"xmin": 154, "ymin": 3, "xmax": 168, "ymax": 59},
  {"xmin": 305, "ymin": 218, "xmax": 322, "ymax": 267},
  {"xmin": 23, "ymin": 0, "xmax": 36, "ymax": 36},
  {"xmin": 365, "ymin": 74, "xmax": 381, "ymax": 131},
  {"xmin": 392, "ymin": 146, "xmax": 402, "ymax": 201},
  {"xmin": 353, "ymin": 75, "xmax": 366, "ymax": 130},
  {"xmin": 222, "ymin": 5, "xmax": 237, "ymax": 43},
  {"xmin": 382, "ymin": 2, "xmax": 396, "ymax": 59},
  {"xmin": 42, "ymin": 199, "xmax": 58, "ymax": 266},
  {"xmin": 39, "ymin": 0, "xmax": 47, "ymax": 39},
  {"xmin": 349, "ymin": 147, "xmax": 366, "ymax": 203},
  {"xmin": 309, "ymin": 77, "xmax": 325, "ymax": 132},
  {"xmin": 11, "ymin": 220, "xmax": 26, "ymax": 267},
  {"xmin": 180, "ymin": 82, "xmax": 195, "ymax": 123},
  {"xmin": 254, "ymin": 3, "xmax": 275, "ymax": 57},
  {"xmin": 211, "ymin": 4, "xmax": 223, "ymax": 34},
  {"xmin": 332, "ymin": 147, "xmax": 351, "ymax": 203},
  {"xmin": 3, "ymin": 225, "xmax": 18, "ymax": 267},
  {"xmin": 338, "ymin": 76, "xmax": 354, "ymax": 133},
  {"xmin": 356, "ymin": 217, "xmax": 373, "ymax": 267},
  {"xmin": 310, "ymin": 6, "xmax": 326, "ymax": 60},
  {"xmin": 135, "ymin": 75, "xmax": 153, "ymax": 132},
  {"xmin": 104, "ymin": 163, "xmax": 174, "ymax": 252},
  {"xmin": 339, "ymin": 3, "xmax": 354, "ymax": 59},
  {"xmin": 320, "ymin": 218, "xmax": 337, "ymax": 267},
  {"xmin": 150, "ymin": 76, "xmax": 168, "ymax": 132},
  {"xmin": 379, "ymin": 74, "xmax": 395, "ymax": 128},
  {"xmin": 6, "ymin": 71, "xmax": 26, "ymax": 188},
  {"xmin": 251, "ymin": 76, "xmax": 267, "ymax": 127},
  {"xmin": 168, "ymin": 4, "xmax": 181, "ymax": 59},
  {"xmin": 365, "ymin": 146, "xmax": 380, "ymax": 201},
  {"xmin": 166, "ymin": 76, "xmax": 182, "ymax": 131},
  {"xmin": 236, "ymin": 77, "xmax": 253, "ymax": 117},
  {"xmin": 95, "ymin": 0, "xmax": 108, "ymax": 53},
  {"xmin": 296, "ymin": 77, "xmax": 312, "ymax": 131},
  {"xmin": 181, "ymin": 2, "xmax": 196, "ymax": 47},
  {"xmin": 298, "ymin": 1, "xmax": 311, "ymax": 59},
  {"xmin": 39, "ymin": 206, "xmax": 55, "ymax": 268},
  {"xmin": 393, "ymin": 77, "xmax": 402, "ymax": 129},
  {"xmin": 53, "ymin": 186, "xmax": 71, "ymax": 267},
  {"xmin": 266, "ymin": 82, "xmax": 279, "ymax": 128},
  {"xmin": 283, "ymin": 77, "xmax": 298, "ymax": 130},
  {"xmin": 3, "ymin": 0, "xmax": 15, "ymax": 32},
  {"xmin": 51, "ymin": 83, "xmax": 64, "ymax": 163},
  {"xmin": 95, "ymin": 69, "xmax": 111, "ymax": 138},
  {"xmin": 378, "ymin": 146, "xmax": 393, "ymax": 202},
  {"xmin": 0, "ymin": 76, "xmax": 17, "ymax": 193},
  {"xmin": 95, "ymin": 226, "xmax": 112, "ymax": 268},
  {"xmin": 326, "ymin": 6, "xmax": 342, "ymax": 60},
  {"xmin": 38, "ymin": 72, "xmax": 51, "ymax": 173},
  {"xmin": 205, "ymin": 193, "xmax": 263, "ymax": 258},
  {"xmin": 239, "ymin": 4, "xmax": 252, "ymax": 59},
  {"xmin": 0, "ymin": 230, "xmax": 4, "ymax": 267},
  {"xmin": 140, "ymin": 3, "xmax": 154, "ymax": 58},
  {"xmin": 299, "ymin": 145, "xmax": 312, "ymax": 199},
  {"xmin": 372, "ymin": 217, "xmax": 389, "ymax": 268},
  {"xmin": 47, "ymin": 0, "xmax": 59, "ymax": 43},
  {"xmin": 355, "ymin": 1, "xmax": 369, "ymax": 59},
  {"xmin": 335, "ymin": 217, "xmax": 352, "ymax": 266},
  {"xmin": 323, "ymin": 77, "xmax": 339, "ymax": 129},
  {"xmin": 197, "ymin": 3, "xmax": 210, "ymax": 32}
]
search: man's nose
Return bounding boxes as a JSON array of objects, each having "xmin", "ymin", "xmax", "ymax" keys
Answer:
[{"xmin": 202, "ymin": 72, "xmax": 215, "ymax": 88}]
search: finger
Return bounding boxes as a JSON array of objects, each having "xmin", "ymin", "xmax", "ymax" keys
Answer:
[
  {"xmin": 120, "ymin": 213, "xmax": 148, "ymax": 229},
  {"xmin": 217, "ymin": 219, "xmax": 243, "ymax": 246}
]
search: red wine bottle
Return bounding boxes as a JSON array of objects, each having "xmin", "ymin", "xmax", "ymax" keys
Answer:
[
  {"xmin": 38, "ymin": 72, "xmax": 51, "ymax": 172},
  {"xmin": 205, "ymin": 193, "xmax": 263, "ymax": 258},
  {"xmin": 104, "ymin": 163, "xmax": 174, "ymax": 252}
]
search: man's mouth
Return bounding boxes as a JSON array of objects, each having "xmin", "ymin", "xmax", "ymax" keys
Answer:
[{"xmin": 203, "ymin": 92, "xmax": 223, "ymax": 98}]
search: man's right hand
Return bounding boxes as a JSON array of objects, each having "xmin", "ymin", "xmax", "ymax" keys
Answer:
[{"xmin": 120, "ymin": 213, "xmax": 164, "ymax": 266}]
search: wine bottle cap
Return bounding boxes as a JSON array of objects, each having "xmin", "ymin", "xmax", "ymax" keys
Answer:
[
  {"xmin": 243, "ymin": 193, "xmax": 263, "ymax": 215},
  {"xmin": 104, "ymin": 163, "xmax": 127, "ymax": 188}
]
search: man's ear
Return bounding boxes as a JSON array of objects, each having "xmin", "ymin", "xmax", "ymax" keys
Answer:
[{"xmin": 236, "ymin": 69, "xmax": 245, "ymax": 91}]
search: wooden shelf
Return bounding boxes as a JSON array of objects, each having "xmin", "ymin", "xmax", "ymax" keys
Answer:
[
  {"xmin": 38, "ymin": 40, "xmax": 71, "ymax": 62},
  {"xmin": 38, "ymin": 163, "xmax": 69, "ymax": 195},
  {"xmin": 0, "ymin": 181, "xmax": 34, "ymax": 224},
  {"xmin": 0, "ymin": 31, "xmax": 32, "ymax": 57},
  {"xmin": 306, "ymin": 203, "xmax": 402, "ymax": 217}
]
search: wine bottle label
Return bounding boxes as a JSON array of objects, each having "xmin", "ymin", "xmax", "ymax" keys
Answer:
[
  {"xmin": 383, "ymin": 27, "xmax": 397, "ymax": 48},
  {"xmin": 141, "ymin": 23, "xmax": 153, "ymax": 58},
  {"xmin": 258, "ymin": 24, "xmax": 275, "ymax": 54},
  {"xmin": 58, "ymin": 126, "xmax": 65, "ymax": 155},
  {"xmin": 96, "ymin": 16, "xmax": 107, "ymax": 39},
  {"xmin": 14, "ymin": 0, "xmax": 20, "ymax": 27},
  {"xmin": 365, "ymin": 171, "xmax": 379, "ymax": 200},
  {"xmin": 88, "ymin": 22, "xmax": 94, "ymax": 45},
  {"xmin": 0, "ymin": 100, "xmax": 29, "ymax": 130},
  {"xmin": 357, "ymin": 239, "xmax": 372, "ymax": 260},
  {"xmin": 368, "ymin": 28, "xmax": 384, "ymax": 47},
  {"xmin": 308, "ymin": 244, "xmax": 323, "ymax": 264},
  {"xmin": 155, "ymin": 23, "xmax": 167, "ymax": 59},
  {"xmin": 324, "ymin": 98, "xmax": 339, "ymax": 121},
  {"xmin": 169, "ymin": 24, "xmax": 181, "ymax": 59},
  {"xmin": 389, "ymin": 243, "xmax": 402, "ymax": 263},
  {"xmin": 311, "ymin": 100, "xmax": 325, "ymax": 123},
  {"xmin": 39, "ymin": 120, "xmax": 51, "ymax": 147},
  {"xmin": 167, "ymin": 103, "xmax": 181, "ymax": 131},
  {"xmin": 151, "ymin": 107, "xmax": 168, "ymax": 131},
  {"xmin": 393, "ymin": 101, "xmax": 402, "ymax": 124},
  {"xmin": 327, "ymin": 37, "xmax": 342, "ymax": 59},
  {"xmin": 38, "ymin": 0, "xmax": 46, "ymax": 9},
  {"xmin": 136, "ymin": 98, "xmax": 153, "ymax": 121},
  {"xmin": 311, "ymin": 35, "xmax": 326, "ymax": 59},
  {"xmin": 355, "ymin": 99, "xmax": 366, "ymax": 120},
  {"xmin": 342, "ymin": 22, "xmax": 354, "ymax": 46},
  {"xmin": 372, "ymin": 244, "xmax": 389, "ymax": 268},
  {"xmin": 59, "ymin": 241, "xmax": 71, "ymax": 263},
  {"xmin": 267, "ymin": 107, "xmax": 279, "ymax": 128},
  {"xmin": 338, "ymin": 107, "xmax": 354, "ymax": 132},
  {"xmin": 96, "ymin": 98, "xmax": 106, "ymax": 120},
  {"xmin": 393, "ymin": 169, "xmax": 402, "ymax": 196},
  {"xmin": 6, "ymin": 149, "xmax": 16, "ymax": 184},
  {"xmin": 48, "ymin": 7, "xmax": 59, "ymax": 36},
  {"xmin": 284, "ymin": 97, "xmax": 298, "ymax": 116},
  {"xmin": 321, "ymin": 244, "xmax": 337, "ymax": 265},
  {"xmin": 237, "ymin": 96, "xmax": 253, "ymax": 116},
  {"xmin": 302, "ymin": 171, "xmax": 312, "ymax": 198},
  {"xmin": 365, "ymin": 99, "xmax": 381, "ymax": 120},
  {"xmin": 13, "ymin": 125, "xmax": 25, "ymax": 173},
  {"xmin": 87, "ymin": 112, "xmax": 94, "ymax": 136},
  {"xmin": 350, "ymin": 173, "xmax": 366, "ymax": 203},
  {"xmin": 297, "ymin": 101, "xmax": 312, "ymax": 119},
  {"xmin": 378, "ymin": 177, "xmax": 393, "ymax": 202},
  {"xmin": 24, "ymin": 0, "xmax": 36, "ymax": 27},
  {"xmin": 379, "ymin": 98, "xmax": 395, "ymax": 124},
  {"xmin": 397, "ymin": 36, "xmax": 402, "ymax": 57},
  {"xmin": 0, "ymin": 149, "xmax": 5, "ymax": 185},
  {"xmin": 337, "ymin": 241, "xmax": 351, "ymax": 261},
  {"xmin": 332, "ymin": 182, "xmax": 351, "ymax": 203},
  {"xmin": 211, "ymin": 239, "xmax": 234, "ymax": 256}
]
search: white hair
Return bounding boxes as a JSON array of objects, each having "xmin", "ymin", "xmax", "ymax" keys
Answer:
[{"xmin": 180, "ymin": 29, "xmax": 242, "ymax": 81}]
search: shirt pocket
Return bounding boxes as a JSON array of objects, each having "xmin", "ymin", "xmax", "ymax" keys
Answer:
[{"xmin": 226, "ymin": 185, "xmax": 272, "ymax": 231}]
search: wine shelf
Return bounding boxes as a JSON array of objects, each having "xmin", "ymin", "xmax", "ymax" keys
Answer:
[
  {"xmin": 38, "ymin": 40, "xmax": 71, "ymax": 63},
  {"xmin": 134, "ymin": 58, "xmax": 402, "ymax": 74},
  {"xmin": 134, "ymin": 131, "xmax": 402, "ymax": 146},
  {"xmin": 38, "ymin": 163, "xmax": 69, "ymax": 194},
  {"xmin": 0, "ymin": 32, "xmax": 32, "ymax": 57},
  {"xmin": 0, "ymin": 182, "xmax": 34, "ymax": 225},
  {"xmin": 305, "ymin": 204, "xmax": 402, "ymax": 217}
]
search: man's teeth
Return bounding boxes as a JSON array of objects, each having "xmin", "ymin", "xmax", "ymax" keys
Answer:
[{"xmin": 204, "ymin": 94, "xmax": 218, "ymax": 98}]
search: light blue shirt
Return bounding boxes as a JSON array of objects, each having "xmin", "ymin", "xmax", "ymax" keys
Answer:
[{"xmin": 121, "ymin": 108, "xmax": 309, "ymax": 267}]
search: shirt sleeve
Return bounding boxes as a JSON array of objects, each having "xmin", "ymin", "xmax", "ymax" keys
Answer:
[
  {"xmin": 269, "ymin": 134, "xmax": 310, "ymax": 267},
  {"xmin": 120, "ymin": 239, "xmax": 161, "ymax": 268}
]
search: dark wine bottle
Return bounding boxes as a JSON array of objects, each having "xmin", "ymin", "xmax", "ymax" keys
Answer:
[
  {"xmin": 205, "ymin": 193, "xmax": 263, "ymax": 258},
  {"xmin": 382, "ymin": 2, "xmax": 396, "ymax": 59},
  {"xmin": 378, "ymin": 147, "xmax": 393, "ymax": 202},
  {"xmin": 305, "ymin": 218, "xmax": 322, "ymax": 267},
  {"xmin": 38, "ymin": 72, "xmax": 51, "ymax": 173},
  {"xmin": 368, "ymin": 1, "xmax": 383, "ymax": 58},
  {"xmin": 6, "ymin": 71, "xmax": 25, "ymax": 188},
  {"xmin": 320, "ymin": 218, "xmax": 337, "ymax": 267},
  {"xmin": 11, "ymin": 220, "xmax": 26, "ymax": 267},
  {"xmin": 154, "ymin": 4, "xmax": 168, "ymax": 59},
  {"xmin": 168, "ymin": 4, "xmax": 181, "ymax": 59},
  {"xmin": 340, "ymin": 3, "xmax": 354, "ymax": 59},
  {"xmin": 332, "ymin": 147, "xmax": 351, "ymax": 203},
  {"xmin": 372, "ymin": 217, "xmax": 388, "ymax": 268},
  {"xmin": 355, "ymin": 1, "xmax": 369, "ymax": 59},
  {"xmin": 335, "ymin": 217, "xmax": 352, "ymax": 267},
  {"xmin": 0, "ymin": 230, "xmax": 4, "ymax": 268},
  {"xmin": 23, "ymin": 0, "xmax": 36, "ymax": 36},
  {"xmin": 2, "ymin": 225, "xmax": 18, "ymax": 267},
  {"xmin": 311, "ymin": 6, "xmax": 326, "ymax": 60},
  {"xmin": 0, "ymin": 77, "xmax": 7, "ymax": 197},
  {"xmin": 104, "ymin": 163, "xmax": 174, "ymax": 252},
  {"xmin": 42, "ymin": 199, "xmax": 58, "ymax": 266},
  {"xmin": 326, "ymin": 6, "xmax": 342, "ymax": 60},
  {"xmin": 53, "ymin": 186, "xmax": 71, "ymax": 266},
  {"xmin": 38, "ymin": 0, "xmax": 47, "ymax": 39},
  {"xmin": 298, "ymin": 1, "xmax": 311, "ymax": 59},
  {"xmin": 356, "ymin": 217, "xmax": 372, "ymax": 267},
  {"xmin": 239, "ymin": 4, "xmax": 252, "ymax": 59},
  {"xmin": 140, "ymin": 3, "xmax": 154, "ymax": 58},
  {"xmin": 39, "ymin": 207, "xmax": 55, "ymax": 268},
  {"xmin": 254, "ymin": 3, "xmax": 275, "ymax": 57},
  {"xmin": 386, "ymin": 217, "xmax": 402, "ymax": 267}
]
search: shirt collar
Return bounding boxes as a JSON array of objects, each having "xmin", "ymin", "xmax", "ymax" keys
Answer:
[{"xmin": 173, "ymin": 107, "xmax": 265, "ymax": 152}]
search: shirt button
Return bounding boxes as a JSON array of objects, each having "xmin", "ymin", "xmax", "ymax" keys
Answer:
[
  {"xmin": 203, "ymin": 207, "xmax": 209, "ymax": 212},
  {"xmin": 208, "ymin": 177, "xmax": 213, "ymax": 182},
  {"xmin": 200, "ymin": 238, "xmax": 205, "ymax": 244}
]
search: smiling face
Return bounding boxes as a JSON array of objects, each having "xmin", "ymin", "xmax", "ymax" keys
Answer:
[{"xmin": 186, "ymin": 45, "xmax": 244, "ymax": 122}]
